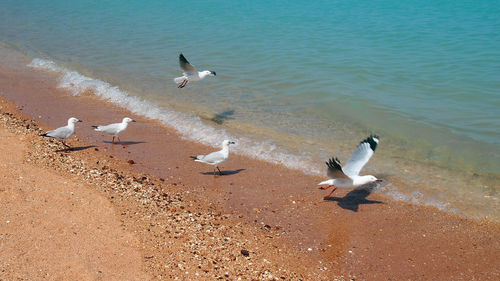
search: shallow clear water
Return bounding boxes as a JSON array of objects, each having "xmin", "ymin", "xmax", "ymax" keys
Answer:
[{"xmin": 1, "ymin": 0, "xmax": 499, "ymax": 219}]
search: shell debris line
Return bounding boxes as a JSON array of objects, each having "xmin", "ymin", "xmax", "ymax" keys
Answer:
[{"xmin": 0, "ymin": 101, "xmax": 340, "ymax": 280}]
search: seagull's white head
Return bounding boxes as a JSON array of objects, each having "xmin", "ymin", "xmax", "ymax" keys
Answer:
[
  {"xmin": 200, "ymin": 70, "xmax": 216, "ymax": 78},
  {"xmin": 366, "ymin": 175, "xmax": 382, "ymax": 183},
  {"xmin": 222, "ymin": 139, "xmax": 236, "ymax": 147},
  {"xmin": 122, "ymin": 117, "xmax": 136, "ymax": 123},
  {"xmin": 68, "ymin": 117, "xmax": 82, "ymax": 124}
]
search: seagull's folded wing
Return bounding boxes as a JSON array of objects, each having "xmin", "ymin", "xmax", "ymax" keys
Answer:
[
  {"xmin": 99, "ymin": 123, "xmax": 121, "ymax": 134},
  {"xmin": 47, "ymin": 126, "xmax": 73, "ymax": 139},
  {"xmin": 198, "ymin": 151, "xmax": 223, "ymax": 164},
  {"xmin": 342, "ymin": 135, "xmax": 379, "ymax": 177},
  {"xmin": 179, "ymin": 54, "xmax": 197, "ymax": 75}
]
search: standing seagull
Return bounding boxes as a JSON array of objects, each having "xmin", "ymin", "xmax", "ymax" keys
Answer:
[
  {"xmin": 92, "ymin": 117, "xmax": 136, "ymax": 148},
  {"xmin": 319, "ymin": 135, "xmax": 382, "ymax": 200},
  {"xmin": 191, "ymin": 140, "xmax": 235, "ymax": 176},
  {"xmin": 40, "ymin": 117, "xmax": 82, "ymax": 149},
  {"xmin": 174, "ymin": 53, "xmax": 216, "ymax": 88}
]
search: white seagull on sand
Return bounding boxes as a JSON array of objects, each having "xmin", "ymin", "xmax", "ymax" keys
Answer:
[
  {"xmin": 40, "ymin": 117, "xmax": 82, "ymax": 149},
  {"xmin": 191, "ymin": 140, "xmax": 236, "ymax": 176},
  {"xmin": 92, "ymin": 117, "xmax": 136, "ymax": 147},
  {"xmin": 174, "ymin": 53, "xmax": 216, "ymax": 88},
  {"xmin": 319, "ymin": 135, "xmax": 382, "ymax": 200}
]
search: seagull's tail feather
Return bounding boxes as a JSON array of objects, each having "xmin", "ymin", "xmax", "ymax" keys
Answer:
[
  {"xmin": 40, "ymin": 133, "xmax": 48, "ymax": 137},
  {"xmin": 174, "ymin": 77, "xmax": 185, "ymax": 84},
  {"xmin": 190, "ymin": 156, "xmax": 198, "ymax": 160},
  {"xmin": 318, "ymin": 180, "xmax": 333, "ymax": 186},
  {"xmin": 92, "ymin": 125, "xmax": 101, "ymax": 131}
]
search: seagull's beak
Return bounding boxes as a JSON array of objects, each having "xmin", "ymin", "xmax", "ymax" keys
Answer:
[
  {"xmin": 229, "ymin": 141, "xmax": 235, "ymax": 144},
  {"xmin": 78, "ymin": 120, "xmax": 83, "ymax": 122},
  {"xmin": 132, "ymin": 119, "xmax": 136, "ymax": 122},
  {"xmin": 211, "ymin": 71, "xmax": 216, "ymax": 76},
  {"xmin": 376, "ymin": 179, "xmax": 383, "ymax": 183}
]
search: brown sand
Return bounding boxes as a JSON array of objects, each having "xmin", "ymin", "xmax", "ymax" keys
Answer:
[
  {"xmin": 0, "ymin": 99, "xmax": 324, "ymax": 280},
  {"xmin": 0, "ymin": 120, "xmax": 149, "ymax": 280},
  {"xmin": 0, "ymin": 57, "xmax": 499, "ymax": 280}
]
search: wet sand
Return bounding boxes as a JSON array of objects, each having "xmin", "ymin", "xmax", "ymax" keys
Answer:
[{"xmin": 0, "ymin": 57, "xmax": 499, "ymax": 280}]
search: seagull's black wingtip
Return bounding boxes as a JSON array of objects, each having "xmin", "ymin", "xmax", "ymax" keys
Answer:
[
  {"xmin": 190, "ymin": 156, "xmax": 198, "ymax": 160},
  {"xmin": 361, "ymin": 135, "xmax": 379, "ymax": 151},
  {"xmin": 179, "ymin": 53, "xmax": 190, "ymax": 64},
  {"xmin": 326, "ymin": 157, "xmax": 342, "ymax": 170}
]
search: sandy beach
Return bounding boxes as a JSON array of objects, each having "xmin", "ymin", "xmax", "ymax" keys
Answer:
[{"xmin": 1, "ymin": 58, "xmax": 499, "ymax": 280}]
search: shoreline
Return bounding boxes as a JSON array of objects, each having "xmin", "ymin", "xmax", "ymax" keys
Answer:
[
  {"xmin": 1, "ymin": 57, "xmax": 499, "ymax": 279},
  {"xmin": 24, "ymin": 54, "xmax": 500, "ymax": 222}
]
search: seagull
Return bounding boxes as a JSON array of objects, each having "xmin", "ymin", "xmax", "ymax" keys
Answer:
[
  {"xmin": 174, "ymin": 53, "xmax": 216, "ymax": 88},
  {"xmin": 92, "ymin": 117, "xmax": 136, "ymax": 147},
  {"xmin": 319, "ymin": 135, "xmax": 382, "ymax": 200},
  {"xmin": 191, "ymin": 140, "xmax": 235, "ymax": 176},
  {"xmin": 40, "ymin": 117, "xmax": 82, "ymax": 149}
]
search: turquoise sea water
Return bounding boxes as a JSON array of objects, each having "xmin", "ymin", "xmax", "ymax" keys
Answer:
[{"xmin": 1, "ymin": 0, "xmax": 499, "ymax": 219}]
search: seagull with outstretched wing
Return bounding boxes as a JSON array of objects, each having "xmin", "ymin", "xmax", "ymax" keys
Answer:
[
  {"xmin": 318, "ymin": 135, "xmax": 382, "ymax": 199},
  {"xmin": 174, "ymin": 53, "xmax": 216, "ymax": 88}
]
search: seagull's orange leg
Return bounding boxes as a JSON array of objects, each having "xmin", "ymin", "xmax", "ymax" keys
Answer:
[
  {"xmin": 178, "ymin": 79, "xmax": 188, "ymax": 88},
  {"xmin": 112, "ymin": 136, "xmax": 115, "ymax": 145},
  {"xmin": 61, "ymin": 140, "xmax": 70, "ymax": 148},
  {"xmin": 323, "ymin": 186, "xmax": 337, "ymax": 200},
  {"xmin": 61, "ymin": 140, "xmax": 71, "ymax": 152},
  {"xmin": 117, "ymin": 136, "xmax": 128, "ymax": 148}
]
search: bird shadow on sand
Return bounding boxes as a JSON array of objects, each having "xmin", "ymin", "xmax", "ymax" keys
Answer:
[
  {"xmin": 324, "ymin": 183, "xmax": 384, "ymax": 212},
  {"xmin": 103, "ymin": 141, "xmax": 147, "ymax": 146},
  {"xmin": 201, "ymin": 168, "xmax": 246, "ymax": 176},
  {"xmin": 55, "ymin": 145, "xmax": 96, "ymax": 153}
]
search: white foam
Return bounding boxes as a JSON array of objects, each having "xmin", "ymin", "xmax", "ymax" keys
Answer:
[
  {"xmin": 28, "ymin": 58, "xmax": 322, "ymax": 175},
  {"xmin": 382, "ymin": 185, "xmax": 452, "ymax": 213},
  {"xmin": 27, "ymin": 58, "xmax": 467, "ymax": 218}
]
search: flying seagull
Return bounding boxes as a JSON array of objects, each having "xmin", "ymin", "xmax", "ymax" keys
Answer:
[
  {"xmin": 40, "ymin": 117, "xmax": 82, "ymax": 149},
  {"xmin": 92, "ymin": 117, "xmax": 136, "ymax": 147},
  {"xmin": 191, "ymin": 139, "xmax": 235, "ymax": 176},
  {"xmin": 174, "ymin": 53, "xmax": 216, "ymax": 88},
  {"xmin": 319, "ymin": 135, "xmax": 382, "ymax": 200}
]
